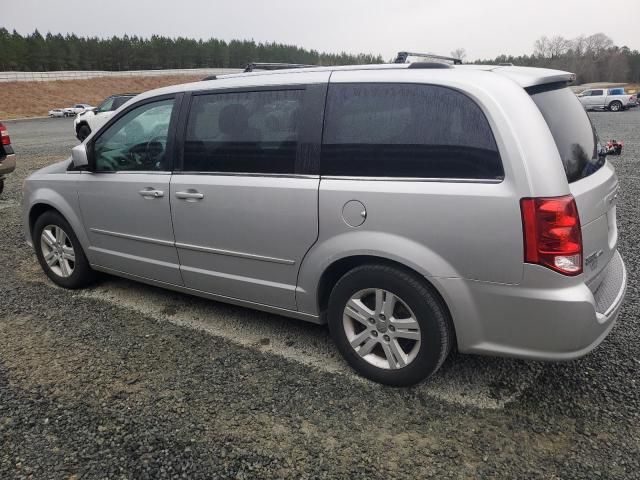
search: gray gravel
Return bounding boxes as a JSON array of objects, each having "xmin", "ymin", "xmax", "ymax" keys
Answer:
[{"xmin": 0, "ymin": 111, "xmax": 639, "ymax": 479}]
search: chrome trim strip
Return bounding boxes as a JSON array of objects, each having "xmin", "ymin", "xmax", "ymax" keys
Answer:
[
  {"xmin": 90, "ymin": 228, "xmax": 295, "ymax": 265},
  {"xmin": 90, "ymin": 264, "xmax": 322, "ymax": 324},
  {"xmin": 175, "ymin": 241, "xmax": 295, "ymax": 265},
  {"xmin": 321, "ymin": 175, "xmax": 503, "ymax": 183},
  {"xmin": 174, "ymin": 171, "xmax": 319, "ymax": 179},
  {"xmin": 90, "ymin": 228, "xmax": 174, "ymax": 247},
  {"xmin": 87, "ymin": 171, "xmax": 171, "ymax": 175}
]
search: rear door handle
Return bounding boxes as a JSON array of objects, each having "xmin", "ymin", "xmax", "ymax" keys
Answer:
[
  {"xmin": 139, "ymin": 188, "xmax": 164, "ymax": 198},
  {"xmin": 175, "ymin": 190, "xmax": 204, "ymax": 200}
]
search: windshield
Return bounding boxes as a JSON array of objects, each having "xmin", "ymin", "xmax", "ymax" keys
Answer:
[
  {"xmin": 96, "ymin": 97, "xmax": 116, "ymax": 113},
  {"xmin": 530, "ymin": 86, "xmax": 603, "ymax": 183}
]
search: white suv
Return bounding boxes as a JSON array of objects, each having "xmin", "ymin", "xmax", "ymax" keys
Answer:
[{"xmin": 73, "ymin": 93, "xmax": 137, "ymax": 141}]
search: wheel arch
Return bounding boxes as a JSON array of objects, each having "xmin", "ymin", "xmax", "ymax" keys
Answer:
[
  {"xmin": 26, "ymin": 191, "xmax": 90, "ymax": 256},
  {"xmin": 75, "ymin": 120, "xmax": 90, "ymax": 133},
  {"xmin": 316, "ymin": 255, "xmax": 452, "ymax": 319}
]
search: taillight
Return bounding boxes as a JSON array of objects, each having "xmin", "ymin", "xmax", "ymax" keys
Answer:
[
  {"xmin": 520, "ymin": 195, "xmax": 583, "ymax": 275},
  {"xmin": 0, "ymin": 123, "xmax": 10, "ymax": 146}
]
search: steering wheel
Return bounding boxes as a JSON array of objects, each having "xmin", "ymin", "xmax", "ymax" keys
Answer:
[{"xmin": 145, "ymin": 135, "xmax": 168, "ymax": 168}]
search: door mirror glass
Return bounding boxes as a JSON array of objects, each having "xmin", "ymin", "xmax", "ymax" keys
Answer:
[{"xmin": 71, "ymin": 144, "xmax": 89, "ymax": 168}]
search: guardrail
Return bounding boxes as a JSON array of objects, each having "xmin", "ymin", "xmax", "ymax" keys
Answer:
[{"xmin": 0, "ymin": 68, "xmax": 243, "ymax": 82}]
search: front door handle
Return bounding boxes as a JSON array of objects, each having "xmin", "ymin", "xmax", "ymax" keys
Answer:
[
  {"xmin": 139, "ymin": 188, "xmax": 164, "ymax": 198},
  {"xmin": 175, "ymin": 190, "xmax": 205, "ymax": 200}
]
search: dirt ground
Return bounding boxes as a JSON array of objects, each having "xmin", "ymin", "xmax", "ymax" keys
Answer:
[{"xmin": 0, "ymin": 75, "xmax": 203, "ymax": 119}]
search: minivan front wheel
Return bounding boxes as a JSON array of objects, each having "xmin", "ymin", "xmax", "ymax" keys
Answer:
[
  {"xmin": 33, "ymin": 211, "xmax": 95, "ymax": 289},
  {"xmin": 328, "ymin": 264, "xmax": 453, "ymax": 386}
]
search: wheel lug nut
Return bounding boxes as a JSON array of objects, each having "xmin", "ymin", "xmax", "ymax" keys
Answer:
[
  {"xmin": 379, "ymin": 314, "xmax": 386, "ymax": 320},
  {"xmin": 368, "ymin": 318, "xmax": 375, "ymax": 325},
  {"xmin": 388, "ymin": 325, "xmax": 395, "ymax": 332},
  {"xmin": 371, "ymin": 330, "xmax": 378, "ymax": 337},
  {"xmin": 383, "ymin": 335, "xmax": 390, "ymax": 342}
]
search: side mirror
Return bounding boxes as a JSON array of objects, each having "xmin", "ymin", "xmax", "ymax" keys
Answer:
[{"xmin": 71, "ymin": 143, "xmax": 89, "ymax": 168}]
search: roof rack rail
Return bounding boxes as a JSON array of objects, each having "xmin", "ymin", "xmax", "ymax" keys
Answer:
[
  {"xmin": 243, "ymin": 62, "xmax": 316, "ymax": 72},
  {"xmin": 394, "ymin": 51, "xmax": 462, "ymax": 65}
]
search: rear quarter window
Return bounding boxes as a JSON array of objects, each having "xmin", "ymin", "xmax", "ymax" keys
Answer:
[
  {"xmin": 321, "ymin": 83, "xmax": 503, "ymax": 179},
  {"xmin": 530, "ymin": 85, "xmax": 603, "ymax": 183}
]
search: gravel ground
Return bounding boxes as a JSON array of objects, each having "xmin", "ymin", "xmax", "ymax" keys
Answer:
[{"xmin": 0, "ymin": 112, "xmax": 639, "ymax": 479}]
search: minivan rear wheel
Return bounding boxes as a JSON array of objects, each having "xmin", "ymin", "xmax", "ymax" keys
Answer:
[{"xmin": 328, "ymin": 264, "xmax": 453, "ymax": 386}]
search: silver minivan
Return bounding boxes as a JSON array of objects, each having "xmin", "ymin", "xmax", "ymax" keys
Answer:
[{"xmin": 22, "ymin": 62, "xmax": 627, "ymax": 386}]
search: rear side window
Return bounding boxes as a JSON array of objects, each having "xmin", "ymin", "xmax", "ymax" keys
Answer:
[
  {"xmin": 530, "ymin": 86, "xmax": 603, "ymax": 183},
  {"xmin": 183, "ymin": 89, "xmax": 303, "ymax": 174},
  {"xmin": 321, "ymin": 83, "xmax": 503, "ymax": 179}
]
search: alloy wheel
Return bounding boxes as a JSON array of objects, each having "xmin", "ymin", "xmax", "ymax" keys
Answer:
[
  {"xmin": 40, "ymin": 225, "xmax": 76, "ymax": 278},
  {"xmin": 342, "ymin": 288, "xmax": 421, "ymax": 369}
]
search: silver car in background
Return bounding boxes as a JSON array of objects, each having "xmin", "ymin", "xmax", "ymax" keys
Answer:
[{"xmin": 22, "ymin": 62, "xmax": 627, "ymax": 385}]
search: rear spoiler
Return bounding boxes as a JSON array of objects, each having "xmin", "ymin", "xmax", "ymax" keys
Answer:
[
  {"xmin": 524, "ymin": 81, "xmax": 573, "ymax": 95},
  {"xmin": 492, "ymin": 66, "xmax": 576, "ymax": 89}
]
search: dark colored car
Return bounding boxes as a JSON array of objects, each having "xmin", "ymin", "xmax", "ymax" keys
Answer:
[{"xmin": 0, "ymin": 122, "xmax": 15, "ymax": 196}]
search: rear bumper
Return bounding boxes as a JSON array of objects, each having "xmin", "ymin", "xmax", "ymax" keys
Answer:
[
  {"xmin": 0, "ymin": 155, "xmax": 16, "ymax": 177},
  {"xmin": 438, "ymin": 250, "xmax": 627, "ymax": 361}
]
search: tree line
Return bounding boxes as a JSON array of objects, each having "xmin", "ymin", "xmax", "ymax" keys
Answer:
[
  {"xmin": 471, "ymin": 33, "xmax": 640, "ymax": 84},
  {"xmin": 0, "ymin": 28, "xmax": 383, "ymax": 71},
  {"xmin": 1, "ymin": 29, "xmax": 639, "ymax": 84}
]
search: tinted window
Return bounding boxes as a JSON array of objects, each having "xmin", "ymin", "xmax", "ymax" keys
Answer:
[
  {"xmin": 531, "ymin": 86, "xmax": 602, "ymax": 183},
  {"xmin": 93, "ymin": 99, "xmax": 174, "ymax": 172},
  {"xmin": 321, "ymin": 83, "xmax": 502, "ymax": 179},
  {"xmin": 591, "ymin": 89, "xmax": 604, "ymax": 96},
  {"xmin": 183, "ymin": 89, "xmax": 303, "ymax": 174}
]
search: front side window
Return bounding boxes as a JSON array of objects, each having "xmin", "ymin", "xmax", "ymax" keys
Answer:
[
  {"xmin": 183, "ymin": 89, "xmax": 303, "ymax": 174},
  {"xmin": 93, "ymin": 98, "xmax": 175, "ymax": 172},
  {"xmin": 581, "ymin": 90, "xmax": 592, "ymax": 97},
  {"xmin": 321, "ymin": 83, "xmax": 503, "ymax": 179}
]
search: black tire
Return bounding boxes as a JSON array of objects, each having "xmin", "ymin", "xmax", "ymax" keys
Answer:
[
  {"xmin": 77, "ymin": 124, "xmax": 91, "ymax": 142},
  {"xmin": 33, "ymin": 210, "xmax": 95, "ymax": 289},
  {"xmin": 328, "ymin": 264, "xmax": 453, "ymax": 386},
  {"xmin": 609, "ymin": 101, "xmax": 622, "ymax": 112}
]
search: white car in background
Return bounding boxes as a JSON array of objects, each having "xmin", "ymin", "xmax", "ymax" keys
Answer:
[
  {"xmin": 63, "ymin": 104, "xmax": 94, "ymax": 117},
  {"xmin": 48, "ymin": 108, "xmax": 66, "ymax": 118},
  {"xmin": 73, "ymin": 93, "xmax": 137, "ymax": 141}
]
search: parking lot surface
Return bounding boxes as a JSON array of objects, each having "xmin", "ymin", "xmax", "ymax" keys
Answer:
[{"xmin": 0, "ymin": 113, "xmax": 639, "ymax": 479}]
